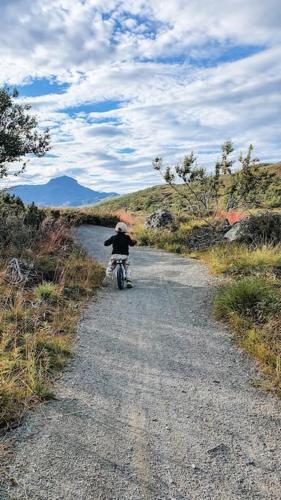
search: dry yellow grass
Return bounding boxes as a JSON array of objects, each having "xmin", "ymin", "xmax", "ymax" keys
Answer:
[
  {"xmin": 198, "ymin": 243, "xmax": 281, "ymax": 276},
  {"xmin": 207, "ymin": 244, "xmax": 281, "ymax": 395},
  {"xmin": 0, "ymin": 226, "xmax": 105, "ymax": 428}
]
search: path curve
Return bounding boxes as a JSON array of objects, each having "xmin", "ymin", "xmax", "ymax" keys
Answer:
[{"xmin": 5, "ymin": 226, "xmax": 281, "ymax": 499}]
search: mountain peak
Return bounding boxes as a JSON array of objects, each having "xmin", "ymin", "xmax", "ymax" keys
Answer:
[
  {"xmin": 47, "ymin": 175, "xmax": 78, "ymax": 185},
  {"xmin": 9, "ymin": 176, "xmax": 118, "ymax": 207}
]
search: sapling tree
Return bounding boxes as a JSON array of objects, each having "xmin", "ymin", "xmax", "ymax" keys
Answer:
[
  {"xmin": 227, "ymin": 145, "xmax": 276, "ymax": 208},
  {"xmin": 153, "ymin": 153, "xmax": 209, "ymax": 217},
  {"xmin": 0, "ymin": 87, "xmax": 50, "ymax": 178},
  {"xmin": 153, "ymin": 141, "xmax": 277, "ymax": 217},
  {"xmin": 153, "ymin": 142, "xmax": 234, "ymax": 218},
  {"xmin": 212, "ymin": 140, "xmax": 234, "ymax": 208}
]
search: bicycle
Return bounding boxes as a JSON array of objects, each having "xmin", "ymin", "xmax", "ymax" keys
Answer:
[{"xmin": 115, "ymin": 258, "xmax": 127, "ymax": 290}]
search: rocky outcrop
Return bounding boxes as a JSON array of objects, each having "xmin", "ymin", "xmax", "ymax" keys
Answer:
[
  {"xmin": 186, "ymin": 220, "xmax": 230, "ymax": 251},
  {"xmin": 224, "ymin": 212, "xmax": 281, "ymax": 245},
  {"xmin": 145, "ymin": 209, "xmax": 174, "ymax": 229}
]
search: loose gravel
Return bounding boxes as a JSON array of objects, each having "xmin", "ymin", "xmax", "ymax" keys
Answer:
[{"xmin": 3, "ymin": 225, "xmax": 281, "ymax": 499}]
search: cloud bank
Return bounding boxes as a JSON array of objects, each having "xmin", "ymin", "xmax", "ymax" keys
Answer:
[{"xmin": 1, "ymin": 0, "xmax": 280, "ymax": 192}]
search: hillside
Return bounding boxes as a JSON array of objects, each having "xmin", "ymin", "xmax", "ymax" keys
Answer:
[
  {"xmin": 9, "ymin": 176, "xmax": 118, "ymax": 207},
  {"xmin": 97, "ymin": 162, "xmax": 281, "ymax": 215}
]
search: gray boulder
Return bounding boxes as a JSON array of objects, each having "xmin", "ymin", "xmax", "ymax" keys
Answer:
[
  {"xmin": 224, "ymin": 222, "xmax": 243, "ymax": 242},
  {"xmin": 224, "ymin": 212, "xmax": 281, "ymax": 245},
  {"xmin": 145, "ymin": 209, "xmax": 174, "ymax": 229}
]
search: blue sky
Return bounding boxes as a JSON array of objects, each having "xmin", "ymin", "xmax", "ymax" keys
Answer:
[{"xmin": 1, "ymin": 0, "xmax": 281, "ymax": 193}]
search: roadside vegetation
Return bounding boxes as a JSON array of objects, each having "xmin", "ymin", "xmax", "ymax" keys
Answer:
[
  {"xmin": 200, "ymin": 244, "xmax": 281, "ymax": 394},
  {"xmin": 58, "ymin": 207, "xmax": 119, "ymax": 227},
  {"xmin": 0, "ymin": 192, "xmax": 107, "ymax": 428}
]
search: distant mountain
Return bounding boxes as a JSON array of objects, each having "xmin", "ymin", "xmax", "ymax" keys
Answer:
[{"xmin": 8, "ymin": 176, "xmax": 118, "ymax": 207}]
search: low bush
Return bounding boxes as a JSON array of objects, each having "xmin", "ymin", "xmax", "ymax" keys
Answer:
[
  {"xmin": 229, "ymin": 212, "xmax": 281, "ymax": 246},
  {"xmin": 246, "ymin": 212, "xmax": 281, "ymax": 245},
  {"xmin": 133, "ymin": 219, "xmax": 209, "ymax": 254},
  {"xmin": 214, "ymin": 277, "xmax": 280, "ymax": 323},
  {"xmin": 34, "ymin": 282, "xmax": 61, "ymax": 304},
  {"xmin": 0, "ymin": 193, "xmax": 46, "ymax": 255}
]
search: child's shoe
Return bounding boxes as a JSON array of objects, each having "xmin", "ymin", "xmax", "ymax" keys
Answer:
[
  {"xmin": 127, "ymin": 280, "xmax": 133, "ymax": 289},
  {"xmin": 102, "ymin": 275, "xmax": 112, "ymax": 287}
]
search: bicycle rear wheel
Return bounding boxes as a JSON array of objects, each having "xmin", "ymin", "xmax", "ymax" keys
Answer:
[{"xmin": 117, "ymin": 264, "xmax": 125, "ymax": 290}]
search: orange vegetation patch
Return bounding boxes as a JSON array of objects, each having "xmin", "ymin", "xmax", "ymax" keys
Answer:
[
  {"xmin": 216, "ymin": 210, "xmax": 246, "ymax": 225},
  {"xmin": 36, "ymin": 219, "xmax": 70, "ymax": 255},
  {"xmin": 114, "ymin": 209, "xmax": 144, "ymax": 227}
]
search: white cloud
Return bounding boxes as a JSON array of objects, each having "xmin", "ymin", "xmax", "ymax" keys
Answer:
[{"xmin": 1, "ymin": 0, "xmax": 281, "ymax": 192}]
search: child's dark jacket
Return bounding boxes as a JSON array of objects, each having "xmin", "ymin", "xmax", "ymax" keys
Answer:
[{"xmin": 104, "ymin": 233, "xmax": 136, "ymax": 255}]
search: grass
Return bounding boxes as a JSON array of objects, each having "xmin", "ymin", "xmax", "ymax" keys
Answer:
[
  {"xmin": 198, "ymin": 243, "xmax": 281, "ymax": 276},
  {"xmin": 214, "ymin": 277, "xmax": 280, "ymax": 323},
  {"xmin": 34, "ymin": 282, "xmax": 62, "ymax": 304},
  {"xmin": 133, "ymin": 218, "xmax": 207, "ymax": 254},
  {"xmin": 199, "ymin": 243, "xmax": 281, "ymax": 395},
  {"xmin": 0, "ymin": 217, "xmax": 105, "ymax": 429}
]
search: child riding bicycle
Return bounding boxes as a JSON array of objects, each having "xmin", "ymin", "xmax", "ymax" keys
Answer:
[{"xmin": 104, "ymin": 222, "xmax": 137, "ymax": 288}]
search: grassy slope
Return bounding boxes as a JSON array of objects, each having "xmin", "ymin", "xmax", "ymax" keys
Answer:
[
  {"xmin": 97, "ymin": 184, "xmax": 184, "ymax": 214},
  {"xmin": 96, "ymin": 162, "xmax": 281, "ymax": 215}
]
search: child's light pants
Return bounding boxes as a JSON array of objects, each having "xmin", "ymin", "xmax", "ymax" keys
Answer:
[{"xmin": 106, "ymin": 254, "xmax": 131, "ymax": 279}]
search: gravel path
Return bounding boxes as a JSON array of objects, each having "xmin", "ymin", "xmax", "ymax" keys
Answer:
[{"xmin": 4, "ymin": 225, "xmax": 281, "ymax": 500}]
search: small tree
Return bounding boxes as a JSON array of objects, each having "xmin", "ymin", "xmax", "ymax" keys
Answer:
[
  {"xmin": 153, "ymin": 145, "xmax": 229, "ymax": 219},
  {"xmin": 212, "ymin": 140, "xmax": 234, "ymax": 208},
  {"xmin": 227, "ymin": 145, "xmax": 276, "ymax": 209},
  {"xmin": 0, "ymin": 87, "xmax": 50, "ymax": 178},
  {"xmin": 153, "ymin": 154, "xmax": 207, "ymax": 217},
  {"xmin": 153, "ymin": 141, "xmax": 277, "ymax": 218}
]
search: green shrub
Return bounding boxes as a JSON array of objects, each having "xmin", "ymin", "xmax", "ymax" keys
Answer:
[
  {"xmin": 0, "ymin": 193, "xmax": 47, "ymax": 253},
  {"xmin": 34, "ymin": 282, "xmax": 61, "ymax": 304},
  {"xmin": 214, "ymin": 277, "xmax": 280, "ymax": 323}
]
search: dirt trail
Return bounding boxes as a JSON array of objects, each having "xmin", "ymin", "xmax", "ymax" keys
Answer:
[{"xmin": 4, "ymin": 226, "xmax": 281, "ymax": 499}]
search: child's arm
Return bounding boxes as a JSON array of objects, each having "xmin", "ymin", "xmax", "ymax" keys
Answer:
[
  {"xmin": 104, "ymin": 236, "xmax": 114, "ymax": 246},
  {"xmin": 128, "ymin": 235, "xmax": 137, "ymax": 246}
]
